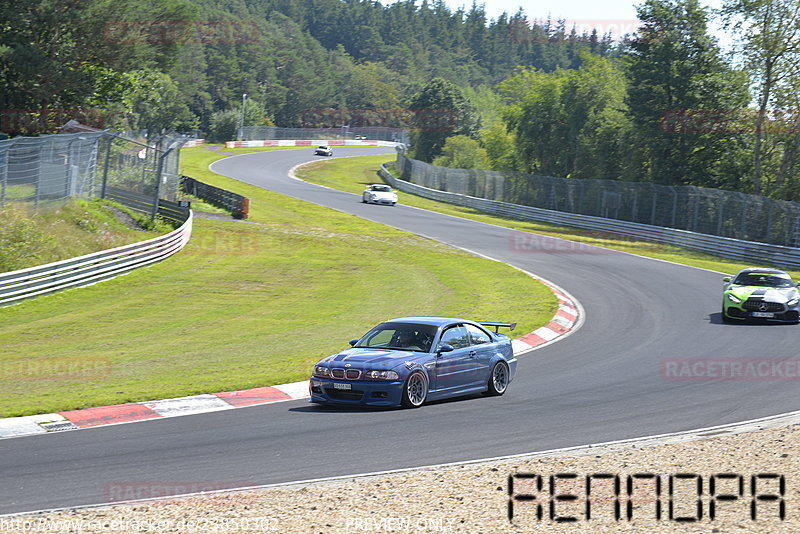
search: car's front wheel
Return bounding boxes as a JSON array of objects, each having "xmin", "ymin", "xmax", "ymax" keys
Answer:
[
  {"xmin": 721, "ymin": 305, "xmax": 735, "ymax": 323},
  {"xmin": 401, "ymin": 371, "xmax": 428, "ymax": 408},
  {"xmin": 486, "ymin": 361, "xmax": 510, "ymax": 396}
]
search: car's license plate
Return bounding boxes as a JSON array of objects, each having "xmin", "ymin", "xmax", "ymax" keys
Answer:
[
  {"xmin": 751, "ymin": 311, "xmax": 774, "ymax": 318},
  {"xmin": 333, "ymin": 382, "xmax": 351, "ymax": 390}
]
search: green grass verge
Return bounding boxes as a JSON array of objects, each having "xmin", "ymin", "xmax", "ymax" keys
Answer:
[
  {"xmin": 0, "ymin": 199, "xmax": 171, "ymax": 272},
  {"xmin": 0, "ymin": 147, "xmax": 557, "ymax": 417},
  {"xmin": 296, "ymin": 157, "xmax": 800, "ymax": 280}
]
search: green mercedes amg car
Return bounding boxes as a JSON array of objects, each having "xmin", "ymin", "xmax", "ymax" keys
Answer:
[{"xmin": 722, "ymin": 268, "xmax": 800, "ymax": 323}]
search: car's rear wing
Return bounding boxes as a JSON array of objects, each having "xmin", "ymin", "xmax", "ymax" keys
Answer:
[{"xmin": 479, "ymin": 321, "xmax": 517, "ymax": 333}]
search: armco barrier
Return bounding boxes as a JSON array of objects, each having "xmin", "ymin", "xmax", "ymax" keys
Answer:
[
  {"xmin": 379, "ymin": 165, "xmax": 800, "ymax": 269},
  {"xmin": 0, "ymin": 211, "xmax": 193, "ymax": 307},
  {"xmin": 181, "ymin": 175, "xmax": 249, "ymax": 219}
]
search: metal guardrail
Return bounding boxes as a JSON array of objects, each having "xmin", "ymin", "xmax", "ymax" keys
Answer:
[
  {"xmin": 181, "ymin": 176, "xmax": 249, "ymax": 219},
  {"xmin": 380, "ymin": 164, "xmax": 800, "ymax": 269},
  {"xmin": 0, "ymin": 211, "xmax": 193, "ymax": 307}
]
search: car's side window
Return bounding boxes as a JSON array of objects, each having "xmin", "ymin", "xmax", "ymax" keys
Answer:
[
  {"xmin": 465, "ymin": 324, "xmax": 492, "ymax": 345},
  {"xmin": 439, "ymin": 325, "xmax": 470, "ymax": 350}
]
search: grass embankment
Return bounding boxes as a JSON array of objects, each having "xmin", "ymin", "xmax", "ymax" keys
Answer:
[
  {"xmin": 0, "ymin": 199, "xmax": 172, "ymax": 272},
  {"xmin": 296, "ymin": 156, "xmax": 800, "ymax": 279},
  {"xmin": 0, "ymin": 147, "xmax": 557, "ymax": 417}
]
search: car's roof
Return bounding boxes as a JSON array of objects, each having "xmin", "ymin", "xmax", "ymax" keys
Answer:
[
  {"xmin": 736, "ymin": 268, "xmax": 790, "ymax": 277},
  {"xmin": 384, "ymin": 316, "xmax": 475, "ymax": 327}
]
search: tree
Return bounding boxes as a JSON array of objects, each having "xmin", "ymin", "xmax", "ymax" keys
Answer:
[
  {"xmin": 432, "ymin": 135, "xmax": 490, "ymax": 168},
  {"xmin": 408, "ymin": 77, "xmax": 479, "ymax": 162},
  {"xmin": 722, "ymin": 0, "xmax": 800, "ymax": 195},
  {"xmin": 625, "ymin": 0, "xmax": 751, "ymax": 187}
]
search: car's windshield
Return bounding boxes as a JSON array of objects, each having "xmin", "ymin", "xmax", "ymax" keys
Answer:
[
  {"xmin": 733, "ymin": 273, "xmax": 794, "ymax": 288},
  {"xmin": 356, "ymin": 322, "xmax": 438, "ymax": 352},
  {"xmin": 371, "ymin": 185, "xmax": 391, "ymax": 192}
]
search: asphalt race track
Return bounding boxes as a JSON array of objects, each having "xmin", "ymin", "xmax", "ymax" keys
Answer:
[{"xmin": 3, "ymin": 147, "xmax": 799, "ymax": 515}]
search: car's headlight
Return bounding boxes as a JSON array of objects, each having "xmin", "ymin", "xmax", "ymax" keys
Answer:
[
  {"xmin": 364, "ymin": 370, "xmax": 399, "ymax": 380},
  {"xmin": 727, "ymin": 293, "xmax": 742, "ymax": 304},
  {"xmin": 788, "ymin": 297, "xmax": 799, "ymax": 306},
  {"xmin": 313, "ymin": 366, "xmax": 331, "ymax": 377}
]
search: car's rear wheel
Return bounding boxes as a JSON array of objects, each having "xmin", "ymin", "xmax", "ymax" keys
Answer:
[
  {"xmin": 401, "ymin": 371, "xmax": 428, "ymax": 408},
  {"xmin": 487, "ymin": 361, "xmax": 509, "ymax": 396}
]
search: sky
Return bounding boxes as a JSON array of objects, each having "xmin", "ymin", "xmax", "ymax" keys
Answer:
[
  {"xmin": 391, "ymin": 0, "xmax": 732, "ymax": 46},
  {"xmin": 443, "ymin": 0, "xmax": 723, "ymax": 22}
]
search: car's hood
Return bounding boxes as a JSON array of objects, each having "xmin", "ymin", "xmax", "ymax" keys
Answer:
[
  {"xmin": 727, "ymin": 285, "xmax": 800, "ymax": 303},
  {"xmin": 320, "ymin": 348, "xmax": 426, "ymax": 368}
]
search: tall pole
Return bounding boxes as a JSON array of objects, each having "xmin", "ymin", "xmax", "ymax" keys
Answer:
[{"xmin": 239, "ymin": 93, "xmax": 247, "ymax": 141}]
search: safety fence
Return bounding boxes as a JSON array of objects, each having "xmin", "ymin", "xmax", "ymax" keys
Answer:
[
  {"xmin": 0, "ymin": 131, "xmax": 191, "ymax": 219},
  {"xmin": 181, "ymin": 176, "xmax": 249, "ymax": 219},
  {"xmin": 380, "ymin": 164, "xmax": 800, "ymax": 269},
  {"xmin": 0, "ymin": 210, "xmax": 192, "ymax": 307},
  {"xmin": 395, "ymin": 154, "xmax": 800, "ymax": 249}
]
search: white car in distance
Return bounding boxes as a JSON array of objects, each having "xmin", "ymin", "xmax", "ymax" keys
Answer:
[
  {"xmin": 315, "ymin": 145, "xmax": 333, "ymax": 156},
  {"xmin": 362, "ymin": 184, "xmax": 398, "ymax": 206}
]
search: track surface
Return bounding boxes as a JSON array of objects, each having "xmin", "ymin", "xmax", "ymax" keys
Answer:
[{"xmin": 3, "ymin": 147, "xmax": 799, "ymax": 514}]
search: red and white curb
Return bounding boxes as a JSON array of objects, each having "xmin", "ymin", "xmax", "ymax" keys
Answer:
[
  {"xmin": 512, "ymin": 282, "xmax": 581, "ymax": 355},
  {"xmin": 0, "ymin": 382, "xmax": 309, "ymax": 440}
]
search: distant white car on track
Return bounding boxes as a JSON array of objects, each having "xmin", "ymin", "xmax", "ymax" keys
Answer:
[
  {"xmin": 315, "ymin": 145, "xmax": 333, "ymax": 156},
  {"xmin": 362, "ymin": 184, "xmax": 398, "ymax": 206}
]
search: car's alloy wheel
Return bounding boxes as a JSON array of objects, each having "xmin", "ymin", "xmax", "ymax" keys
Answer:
[
  {"xmin": 487, "ymin": 361, "xmax": 509, "ymax": 396},
  {"xmin": 401, "ymin": 371, "xmax": 428, "ymax": 408}
]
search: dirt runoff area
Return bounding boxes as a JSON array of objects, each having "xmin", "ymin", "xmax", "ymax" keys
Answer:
[{"xmin": 2, "ymin": 419, "xmax": 797, "ymax": 534}]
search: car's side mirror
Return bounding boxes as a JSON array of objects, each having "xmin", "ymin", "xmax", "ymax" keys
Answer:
[
  {"xmin": 437, "ymin": 344, "xmax": 454, "ymax": 353},
  {"xmin": 723, "ymin": 277, "xmax": 731, "ymax": 282},
  {"xmin": 349, "ymin": 339, "xmax": 359, "ymax": 347}
]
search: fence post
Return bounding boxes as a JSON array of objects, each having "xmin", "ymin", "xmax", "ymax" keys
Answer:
[
  {"xmin": 151, "ymin": 147, "xmax": 170, "ymax": 220},
  {"xmin": 100, "ymin": 133, "xmax": 118, "ymax": 199},
  {"xmin": 0, "ymin": 138, "xmax": 14, "ymax": 206}
]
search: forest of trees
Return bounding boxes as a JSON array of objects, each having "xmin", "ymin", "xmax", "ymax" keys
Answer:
[{"xmin": 1, "ymin": 0, "xmax": 799, "ymax": 200}]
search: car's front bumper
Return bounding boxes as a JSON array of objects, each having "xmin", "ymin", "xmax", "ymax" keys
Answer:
[
  {"xmin": 309, "ymin": 377, "xmax": 404, "ymax": 406},
  {"xmin": 724, "ymin": 301, "xmax": 800, "ymax": 322}
]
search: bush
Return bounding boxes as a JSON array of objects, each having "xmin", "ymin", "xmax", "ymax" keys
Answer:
[{"xmin": 0, "ymin": 204, "xmax": 52, "ymax": 272}]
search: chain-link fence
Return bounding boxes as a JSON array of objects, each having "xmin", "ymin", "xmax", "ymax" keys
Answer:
[
  {"xmin": 0, "ymin": 132, "xmax": 106, "ymax": 209},
  {"xmin": 238, "ymin": 126, "xmax": 409, "ymax": 145},
  {"xmin": 396, "ymin": 154, "xmax": 800, "ymax": 248},
  {"xmin": 0, "ymin": 131, "xmax": 189, "ymax": 218}
]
